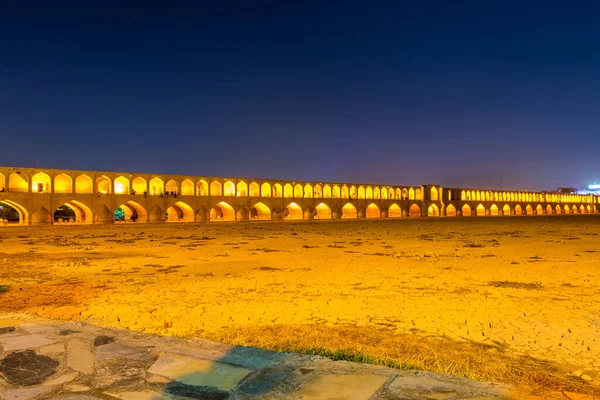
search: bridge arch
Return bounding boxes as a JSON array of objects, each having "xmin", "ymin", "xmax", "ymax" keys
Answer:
[
  {"xmin": 462, "ymin": 204, "xmax": 471, "ymax": 217},
  {"xmin": 395, "ymin": 188, "xmax": 401, "ymax": 199},
  {"xmin": 366, "ymin": 187, "xmax": 373, "ymax": 199},
  {"xmin": 273, "ymin": 183, "xmax": 283, "ymax": 197},
  {"xmin": 166, "ymin": 201, "xmax": 194, "ymax": 222},
  {"xmin": 249, "ymin": 182, "xmax": 260, "ymax": 197},
  {"xmin": 0, "ymin": 200, "xmax": 29, "ymax": 225},
  {"xmin": 0, "ymin": 173, "xmax": 4, "ymax": 191},
  {"xmin": 408, "ymin": 188, "xmax": 415, "ymax": 200},
  {"xmin": 357, "ymin": 186, "xmax": 365, "ymax": 199},
  {"xmin": 314, "ymin": 185, "xmax": 322, "ymax": 198},
  {"xmin": 476, "ymin": 204, "xmax": 485, "ymax": 216},
  {"xmin": 409, "ymin": 203, "xmax": 421, "ymax": 217},
  {"xmin": 490, "ymin": 204, "xmax": 499, "ymax": 216},
  {"xmin": 381, "ymin": 188, "xmax": 387, "ymax": 199},
  {"xmin": 341, "ymin": 186, "xmax": 349, "ymax": 199},
  {"xmin": 563, "ymin": 204, "xmax": 570, "ymax": 214},
  {"xmin": 388, "ymin": 188, "xmax": 394, "ymax": 200},
  {"xmin": 75, "ymin": 174, "xmax": 93, "ymax": 194},
  {"xmin": 166, "ymin": 179, "xmax": 179, "ymax": 194},
  {"xmin": 304, "ymin": 184, "xmax": 313, "ymax": 198},
  {"xmin": 114, "ymin": 176, "xmax": 130, "ymax": 195},
  {"xmin": 572, "ymin": 205, "xmax": 578, "ymax": 214},
  {"xmin": 294, "ymin": 184, "xmax": 303, "ymax": 198},
  {"xmin": 525, "ymin": 205, "xmax": 533, "ymax": 215},
  {"xmin": 285, "ymin": 202, "xmax": 302, "ymax": 220},
  {"xmin": 131, "ymin": 177, "xmax": 147, "ymax": 195},
  {"xmin": 366, "ymin": 203, "xmax": 380, "ymax": 218},
  {"xmin": 150, "ymin": 177, "xmax": 164, "ymax": 195},
  {"xmin": 315, "ymin": 202, "xmax": 332, "ymax": 219},
  {"xmin": 284, "ymin": 184, "xmax": 293, "ymax": 198},
  {"xmin": 350, "ymin": 186, "xmax": 357, "ymax": 199},
  {"xmin": 210, "ymin": 181, "xmax": 222, "ymax": 196},
  {"xmin": 32, "ymin": 172, "xmax": 51, "ymax": 193},
  {"xmin": 210, "ymin": 201, "xmax": 234, "ymax": 221},
  {"xmin": 54, "ymin": 200, "xmax": 93, "ymax": 224},
  {"xmin": 261, "ymin": 182, "xmax": 271, "ymax": 197},
  {"xmin": 389, "ymin": 203, "xmax": 402, "ymax": 218},
  {"xmin": 555, "ymin": 205, "xmax": 561, "ymax": 214},
  {"xmin": 332, "ymin": 185, "xmax": 341, "ymax": 199},
  {"xmin": 236, "ymin": 181, "xmax": 248, "ymax": 197},
  {"xmin": 222, "ymin": 180, "xmax": 234, "ymax": 196},
  {"xmin": 96, "ymin": 175, "xmax": 111, "ymax": 194},
  {"xmin": 373, "ymin": 188, "xmax": 380, "ymax": 199},
  {"xmin": 536, "ymin": 205, "xmax": 543, "ymax": 215},
  {"xmin": 54, "ymin": 174, "xmax": 72, "ymax": 194},
  {"xmin": 342, "ymin": 203, "xmax": 357, "ymax": 219},
  {"xmin": 115, "ymin": 201, "xmax": 147, "ymax": 222},
  {"xmin": 250, "ymin": 202, "xmax": 271, "ymax": 220},
  {"xmin": 446, "ymin": 204, "xmax": 456, "ymax": 216},
  {"xmin": 515, "ymin": 205, "xmax": 523, "ymax": 215},
  {"xmin": 546, "ymin": 205, "xmax": 553, "ymax": 215},
  {"xmin": 181, "ymin": 179, "xmax": 194, "ymax": 196},
  {"xmin": 503, "ymin": 204, "xmax": 511, "ymax": 215},
  {"xmin": 428, "ymin": 204, "xmax": 439, "ymax": 216}
]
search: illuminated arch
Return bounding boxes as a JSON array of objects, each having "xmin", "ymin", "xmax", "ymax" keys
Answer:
[
  {"xmin": 408, "ymin": 188, "xmax": 415, "ymax": 200},
  {"xmin": 366, "ymin": 187, "xmax": 373, "ymax": 199},
  {"xmin": 284, "ymin": 184, "xmax": 293, "ymax": 198},
  {"xmin": 503, "ymin": 204, "xmax": 511, "ymax": 215},
  {"xmin": 0, "ymin": 173, "xmax": 4, "ymax": 191},
  {"xmin": 341, "ymin": 186, "xmax": 349, "ymax": 199},
  {"xmin": 525, "ymin": 205, "xmax": 533, "ymax": 215},
  {"xmin": 223, "ymin": 180, "xmax": 235, "ymax": 196},
  {"xmin": 350, "ymin": 186, "xmax": 358, "ymax": 199},
  {"xmin": 260, "ymin": 182, "xmax": 271, "ymax": 197},
  {"xmin": 114, "ymin": 176, "xmax": 130, "ymax": 195},
  {"xmin": 555, "ymin": 205, "xmax": 561, "ymax": 214},
  {"xmin": 490, "ymin": 204, "xmax": 499, "ymax": 216},
  {"xmin": 388, "ymin": 188, "xmax": 394, "ymax": 200},
  {"xmin": 357, "ymin": 186, "xmax": 365, "ymax": 199},
  {"xmin": 249, "ymin": 182, "xmax": 260, "ymax": 197},
  {"xmin": 285, "ymin": 202, "xmax": 302, "ymax": 220},
  {"xmin": 54, "ymin": 174, "xmax": 72, "ymax": 194},
  {"xmin": 166, "ymin": 201, "xmax": 194, "ymax": 222},
  {"xmin": 332, "ymin": 185, "xmax": 341, "ymax": 199},
  {"xmin": 389, "ymin": 203, "xmax": 402, "ymax": 218},
  {"xmin": 515, "ymin": 205, "xmax": 523, "ymax": 215},
  {"xmin": 149, "ymin": 177, "xmax": 164, "ymax": 195},
  {"xmin": 181, "ymin": 179, "xmax": 194, "ymax": 196},
  {"xmin": 401, "ymin": 188, "xmax": 408, "ymax": 199},
  {"xmin": 381, "ymin": 188, "xmax": 387, "ymax": 199},
  {"xmin": 166, "ymin": 179, "xmax": 179, "ymax": 194},
  {"xmin": 250, "ymin": 202, "xmax": 271, "ymax": 220},
  {"xmin": 366, "ymin": 203, "xmax": 380, "ymax": 218},
  {"xmin": 580, "ymin": 205, "xmax": 586, "ymax": 214},
  {"xmin": 536, "ymin": 205, "xmax": 543, "ymax": 215},
  {"xmin": 546, "ymin": 205, "xmax": 553, "ymax": 215},
  {"xmin": 461, "ymin": 190, "xmax": 467, "ymax": 200},
  {"xmin": 115, "ymin": 201, "xmax": 147, "ymax": 222},
  {"xmin": 462, "ymin": 204, "xmax": 472, "ymax": 217},
  {"xmin": 75, "ymin": 174, "xmax": 93, "ymax": 194},
  {"xmin": 293, "ymin": 184, "xmax": 303, "ymax": 198},
  {"xmin": 0, "ymin": 199, "xmax": 29, "ymax": 225},
  {"xmin": 315, "ymin": 202, "xmax": 332, "ymax": 219},
  {"xmin": 304, "ymin": 184, "xmax": 313, "ymax": 198},
  {"xmin": 32, "ymin": 172, "xmax": 51, "ymax": 193},
  {"xmin": 409, "ymin": 204, "xmax": 421, "ymax": 217},
  {"xmin": 446, "ymin": 204, "xmax": 456, "ymax": 217},
  {"xmin": 564, "ymin": 204, "xmax": 570, "ymax": 214},
  {"xmin": 210, "ymin": 201, "xmax": 235, "ymax": 221},
  {"xmin": 428, "ymin": 204, "xmax": 439, "ymax": 216},
  {"xmin": 314, "ymin": 185, "xmax": 322, "ymax": 198},
  {"xmin": 323, "ymin": 185, "xmax": 332, "ymax": 198},
  {"xmin": 210, "ymin": 181, "xmax": 222, "ymax": 196},
  {"xmin": 395, "ymin": 188, "xmax": 401, "ymax": 199},
  {"xmin": 131, "ymin": 177, "xmax": 147, "ymax": 195},
  {"xmin": 96, "ymin": 175, "xmax": 111, "ymax": 194},
  {"xmin": 475, "ymin": 204, "xmax": 485, "ymax": 216},
  {"xmin": 373, "ymin": 187, "xmax": 380, "ymax": 199},
  {"xmin": 273, "ymin": 183, "xmax": 283, "ymax": 197},
  {"xmin": 236, "ymin": 181, "xmax": 248, "ymax": 197},
  {"xmin": 587, "ymin": 205, "xmax": 592, "ymax": 214},
  {"xmin": 342, "ymin": 203, "xmax": 357, "ymax": 219},
  {"xmin": 431, "ymin": 187, "xmax": 438, "ymax": 201},
  {"xmin": 415, "ymin": 189, "xmax": 422, "ymax": 200},
  {"xmin": 54, "ymin": 200, "xmax": 93, "ymax": 224},
  {"xmin": 572, "ymin": 205, "xmax": 578, "ymax": 214},
  {"xmin": 196, "ymin": 179, "xmax": 208, "ymax": 196}
]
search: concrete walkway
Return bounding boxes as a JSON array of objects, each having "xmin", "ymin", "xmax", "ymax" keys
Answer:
[{"xmin": 0, "ymin": 313, "xmax": 590, "ymax": 400}]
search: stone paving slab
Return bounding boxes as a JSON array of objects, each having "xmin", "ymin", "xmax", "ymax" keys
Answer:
[{"xmin": 0, "ymin": 312, "xmax": 596, "ymax": 400}]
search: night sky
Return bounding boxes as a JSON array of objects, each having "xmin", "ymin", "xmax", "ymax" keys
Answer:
[{"xmin": 2, "ymin": 1, "xmax": 599, "ymax": 191}]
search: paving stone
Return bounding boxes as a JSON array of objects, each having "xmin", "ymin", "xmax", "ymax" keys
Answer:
[
  {"xmin": 106, "ymin": 390, "xmax": 174, "ymax": 400},
  {"xmin": 148, "ymin": 352, "xmax": 252, "ymax": 390},
  {"xmin": 63, "ymin": 384, "xmax": 90, "ymax": 392},
  {"xmin": 43, "ymin": 372, "xmax": 79, "ymax": 386},
  {"xmin": 48, "ymin": 395, "xmax": 102, "ymax": 400},
  {"xmin": 425, "ymin": 393, "xmax": 458, "ymax": 400},
  {"xmin": 238, "ymin": 368, "xmax": 292, "ymax": 395},
  {"xmin": 162, "ymin": 381, "xmax": 230, "ymax": 400},
  {"xmin": 59, "ymin": 330, "xmax": 80, "ymax": 336},
  {"xmin": 94, "ymin": 342, "xmax": 152, "ymax": 361},
  {"xmin": 298, "ymin": 373, "xmax": 389, "ymax": 400},
  {"xmin": 0, "ymin": 350, "xmax": 59, "ymax": 386},
  {"xmin": 0, "ymin": 386, "xmax": 54, "ymax": 400},
  {"xmin": 67, "ymin": 340, "xmax": 94, "ymax": 374},
  {"xmin": 93, "ymin": 336, "xmax": 115, "ymax": 347},
  {"xmin": 0, "ymin": 327, "xmax": 16, "ymax": 335},
  {"xmin": 39, "ymin": 343, "xmax": 65, "ymax": 355},
  {"xmin": 0, "ymin": 335, "xmax": 56, "ymax": 351},
  {"xmin": 20, "ymin": 325, "xmax": 55, "ymax": 334},
  {"xmin": 146, "ymin": 374, "xmax": 170, "ymax": 383}
]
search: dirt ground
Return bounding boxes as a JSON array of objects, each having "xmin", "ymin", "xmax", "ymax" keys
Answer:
[{"xmin": 1, "ymin": 216, "xmax": 599, "ymax": 391}]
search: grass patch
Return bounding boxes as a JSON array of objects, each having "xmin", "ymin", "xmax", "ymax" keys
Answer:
[{"xmin": 205, "ymin": 324, "xmax": 597, "ymax": 395}]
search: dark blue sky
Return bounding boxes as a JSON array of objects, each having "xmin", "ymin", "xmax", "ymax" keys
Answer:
[{"xmin": 2, "ymin": 1, "xmax": 599, "ymax": 190}]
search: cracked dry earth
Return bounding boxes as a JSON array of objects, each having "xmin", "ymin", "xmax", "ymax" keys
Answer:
[{"xmin": 0, "ymin": 217, "xmax": 599, "ymax": 398}]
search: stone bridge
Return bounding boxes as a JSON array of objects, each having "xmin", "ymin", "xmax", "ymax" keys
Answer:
[{"xmin": 0, "ymin": 166, "xmax": 597, "ymax": 225}]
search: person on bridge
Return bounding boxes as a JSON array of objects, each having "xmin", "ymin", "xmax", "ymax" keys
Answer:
[{"xmin": 0, "ymin": 187, "xmax": 4, "ymax": 192}]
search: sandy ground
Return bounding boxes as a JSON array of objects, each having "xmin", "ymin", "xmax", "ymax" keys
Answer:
[{"xmin": 1, "ymin": 216, "xmax": 599, "ymax": 379}]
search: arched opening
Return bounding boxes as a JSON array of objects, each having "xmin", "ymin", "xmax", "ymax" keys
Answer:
[
  {"xmin": 210, "ymin": 202, "xmax": 235, "ymax": 221},
  {"xmin": 304, "ymin": 184, "xmax": 313, "ymax": 198},
  {"xmin": 197, "ymin": 180, "xmax": 208, "ymax": 196},
  {"xmin": 250, "ymin": 202, "xmax": 271, "ymax": 220},
  {"xmin": 181, "ymin": 179, "xmax": 194, "ymax": 196},
  {"xmin": 236, "ymin": 181, "xmax": 248, "ymax": 197},
  {"xmin": 428, "ymin": 204, "xmax": 439, "ymax": 216},
  {"xmin": 210, "ymin": 181, "xmax": 222, "ymax": 196},
  {"xmin": 261, "ymin": 182, "xmax": 271, "ymax": 197},
  {"xmin": 294, "ymin": 184, "xmax": 303, "ymax": 198},
  {"xmin": 401, "ymin": 188, "xmax": 408, "ymax": 199},
  {"xmin": 366, "ymin": 203, "xmax": 380, "ymax": 218},
  {"xmin": 285, "ymin": 202, "xmax": 302, "ymax": 220},
  {"xmin": 324, "ymin": 185, "xmax": 332, "ymax": 198},
  {"xmin": 431, "ymin": 187, "xmax": 438, "ymax": 201},
  {"xmin": 150, "ymin": 177, "xmax": 164, "ymax": 195},
  {"xmin": 476, "ymin": 204, "xmax": 485, "ymax": 216},
  {"xmin": 166, "ymin": 201, "xmax": 194, "ymax": 222},
  {"xmin": 54, "ymin": 201, "xmax": 93, "ymax": 224},
  {"xmin": 75, "ymin": 175, "xmax": 93, "ymax": 194},
  {"xmin": 388, "ymin": 188, "xmax": 394, "ymax": 200},
  {"xmin": 564, "ymin": 205, "xmax": 570, "ymax": 214},
  {"xmin": 273, "ymin": 183, "xmax": 283, "ymax": 197},
  {"xmin": 115, "ymin": 201, "xmax": 147, "ymax": 223},
  {"xmin": 131, "ymin": 177, "xmax": 147, "ymax": 195},
  {"xmin": 580, "ymin": 205, "xmax": 586, "ymax": 214},
  {"xmin": 415, "ymin": 189, "xmax": 422, "ymax": 200},
  {"xmin": 408, "ymin": 188, "xmax": 415, "ymax": 200},
  {"xmin": 446, "ymin": 204, "xmax": 456, "ymax": 217},
  {"xmin": 555, "ymin": 205, "xmax": 561, "ymax": 214},
  {"xmin": 341, "ymin": 186, "xmax": 349, "ymax": 199},
  {"xmin": 0, "ymin": 173, "xmax": 4, "ymax": 191},
  {"xmin": 373, "ymin": 188, "xmax": 380, "ymax": 199},
  {"xmin": 546, "ymin": 205, "xmax": 553, "ymax": 215},
  {"xmin": 350, "ymin": 186, "xmax": 357, "ymax": 199},
  {"xmin": 0, "ymin": 200, "xmax": 29, "ymax": 225},
  {"xmin": 114, "ymin": 176, "xmax": 130, "ymax": 195},
  {"xmin": 32, "ymin": 172, "xmax": 51, "ymax": 193},
  {"xmin": 572, "ymin": 205, "xmax": 578, "ymax": 214},
  {"xmin": 166, "ymin": 179, "xmax": 179, "ymax": 195},
  {"xmin": 490, "ymin": 204, "xmax": 499, "ymax": 216},
  {"xmin": 389, "ymin": 203, "xmax": 402, "ymax": 218},
  {"xmin": 366, "ymin": 187, "xmax": 373, "ymax": 199},
  {"xmin": 587, "ymin": 205, "xmax": 592, "ymax": 214},
  {"xmin": 409, "ymin": 204, "xmax": 421, "ymax": 217},
  {"xmin": 462, "ymin": 204, "xmax": 472, "ymax": 217},
  {"xmin": 314, "ymin": 185, "xmax": 322, "ymax": 198},
  {"xmin": 284, "ymin": 184, "xmax": 293, "ymax": 198},
  {"xmin": 525, "ymin": 205, "xmax": 533, "ymax": 215},
  {"xmin": 96, "ymin": 175, "xmax": 111, "ymax": 194},
  {"xmin": 249, "ymin": 182, "xmax": 260, "ymax": 197},
  {"xmin": 515, "ymin": 205, "xmax": 523, "ymax": 215},
  {"xmin": 315, "ymin": 203, "xmax": 332, "ymax": 219},
  {"xmin": 342, "ymin": 203, "xmax": 357, "ymax": 219},
  {"xmin": 357, "ymin": 187, "xmax": 365, "ymax": 199},
  {"xmin": 503, "ymin": 204, "xmax": 511, "ymax": 215},
  {"xmin": 54, "ymin": 174, "xmax": 72, "ymax": 194},
  {"xmin": 381, "ymin": 188, "xmax": 387, "ymax": 199},
  {"xmin": 333, "ymin": 186, "xmax": 341, "ymax": 198},
  {"xmin": 395, "ymin": 188, "xmax": 401, "ymax": 199},
  {"xmin": 223, "ymin": 181, "xmax": 235, "ymax": 196},
  {"xmin": 536, "ymin": 205, "xmax": 543, "ymax": 215}
]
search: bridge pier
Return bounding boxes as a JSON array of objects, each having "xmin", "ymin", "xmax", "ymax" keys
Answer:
[{"xmin": 303, "ymin": 208, "xmax": 314, "ymax": 220}]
